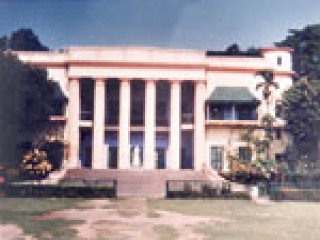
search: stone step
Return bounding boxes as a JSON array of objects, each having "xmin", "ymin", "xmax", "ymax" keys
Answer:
[{"xmin": 62, "ymin": 168, "xmax": 224, "ymax": 197}]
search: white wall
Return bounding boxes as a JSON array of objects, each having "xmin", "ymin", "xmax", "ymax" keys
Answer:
[{"xmin": 14, "ymin": 46, "xmax": 293, "ymax": 171}]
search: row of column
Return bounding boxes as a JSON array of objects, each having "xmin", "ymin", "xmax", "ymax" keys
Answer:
[{"xmin": 67, "ymin": 78, "xmax": 206, "ymax": 170}]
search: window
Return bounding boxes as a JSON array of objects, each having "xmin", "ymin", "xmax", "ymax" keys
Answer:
[
  {"xmin": 209, "ymin": 105, "xmax": 232, "ymax": 120},
  {"xmin": 275, "ymin": 101, "xmax": 282, "ymax": 118},
  {"xmin": 236, "ymin": 105, "xmax": 257, "ymax": 120},
  {"xmin": 277, "ymin": 56, "xmax": 282, "ymax": 66},
  {"xmin": 156, "ymin": 101, "xmax": 168, "ymax": 125},
  {"xmin": 80, "ymin": 79, "xmax": 94, "ymax": 120},
  {"xmin": 210, "ymin": 146, "xmax": 224, "ymax": 170},
  {"xmin": 106, "ymin": 100, "xmax": 119, "ymax": 124},
  {"xmin": 208, "ymin": 104, "xmax": 257, "ymax": 120},
  {"xmin": 275, "ymin": 153, "xmax": 285, "ymax": 162},
  {"xmin": 275, "ymin": 129, "xmax": 282, "ymax": 140},
  {"xmin": 238, "ymin": 147, "xmax": 252, "ymax": 162}
]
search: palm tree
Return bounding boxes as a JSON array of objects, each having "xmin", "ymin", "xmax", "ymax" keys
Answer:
[
  {"xmin": 255, "ymin": 69, "xmax": 279, "ymax": 101},
  {"xmin": 255, "ymin": 69, "xmax": 278, "ymax": 163}
]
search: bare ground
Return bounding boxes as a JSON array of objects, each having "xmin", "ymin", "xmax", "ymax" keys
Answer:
[
  {"xmin": 0, "ymin": 223, "xmax": 34, "ymax": 240},
  {"xmin": 34, "ymin": 198, "xmax": 221, "ymax": 239}
]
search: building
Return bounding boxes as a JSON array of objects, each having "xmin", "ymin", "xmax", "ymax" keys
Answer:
[{"xmin": 15, "ymin": 46, "xmax": 293, "ymax": 174}]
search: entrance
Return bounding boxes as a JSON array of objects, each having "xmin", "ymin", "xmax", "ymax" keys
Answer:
[
  {"xmin": 181, "ymin": 131, "xmax": 194, "ymax": 169},
  {"xmin": 80, "ymin": 128, "xmax": 92, "ymax": 168},
  {"xmin": 105, "ymin": 131, "xmax": 118, "ymax": 169},
  {"xmin": 156, "ymin": 132, "xmax": 168, "ymax": 169},
  {"xmin": 108, "ymin": 147, "xmax": 118, "ymax": 169},
  {"xmin": 156, "ymin": 148, "xmax": 166, "ymax": 169}
]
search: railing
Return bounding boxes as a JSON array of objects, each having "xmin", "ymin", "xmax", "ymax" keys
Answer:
[
  {"xmin": 166, "ymin": 180, "xmax": 239, "ymax": 198},
  {"xmin": 206, "ymin": 119, "xmax": 260, "ymax": 127}
]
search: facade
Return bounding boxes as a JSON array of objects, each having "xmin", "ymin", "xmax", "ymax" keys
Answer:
[{"xmin": 16, "ymin": 46, "xmax": 293, "ymax": 172}]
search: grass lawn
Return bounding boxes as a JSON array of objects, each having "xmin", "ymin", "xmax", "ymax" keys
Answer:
[
  {"xmin": 148, "ymin": 199, "xmax": 320, "ymax": 240},
  {"xmin": 1, "ymin": 198, "xmax": 320, "ymax": 239},
  {"xmin": 0, "ymin": 198, "xmax": 84, "ymax": 239}
]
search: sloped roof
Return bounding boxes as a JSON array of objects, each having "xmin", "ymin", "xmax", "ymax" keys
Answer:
[{"xmin": 207, "ymin": 87, "xmax": 260, "ymax": 105}]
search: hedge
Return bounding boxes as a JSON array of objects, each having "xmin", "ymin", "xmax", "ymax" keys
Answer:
[{"xmin": 0, "ymin": 184, "xmax": 116, "ymax": 198}]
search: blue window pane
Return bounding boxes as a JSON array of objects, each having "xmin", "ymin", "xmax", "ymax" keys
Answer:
[{"xmin": 223, "ymin": 107, "xmax": 233, "ymax": 120}]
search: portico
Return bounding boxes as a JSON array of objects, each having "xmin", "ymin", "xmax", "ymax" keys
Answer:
[{"xmin": 68, "ymin": 76, "xmax": 206, "ymax": 170}]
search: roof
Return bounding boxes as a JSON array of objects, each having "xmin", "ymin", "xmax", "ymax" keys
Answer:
[{"xmin": 207, "ymin": 87, "xmax": 260, "ymax": 105}]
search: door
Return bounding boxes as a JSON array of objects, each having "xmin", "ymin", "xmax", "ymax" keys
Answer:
[
  {"xmin": 108, "ymin": 147, "xmax": 118, "ymax": 169},
  {"xmin": 82, "ymin": 145, "xmax": 92, "ymax": 168},
  {"xmin": 156, "ymin": 148, "xmax": 166, "ymax": 169}
]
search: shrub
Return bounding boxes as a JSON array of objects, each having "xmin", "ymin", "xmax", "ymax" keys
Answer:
[{"xmin": 20, "ymin": 148, "xmax": 52, "ymax": 180}]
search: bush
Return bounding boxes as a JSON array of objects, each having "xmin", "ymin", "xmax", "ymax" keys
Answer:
[
  {"xmin": 166, "ymin": 181, "xmax": 240, "ymax": 199},
  {"xmin": 20, "ymin": 149, "xmax": 52, "ymax": 180},
  {"xmin": 0, "ymin": 184, "xmax": 116, "ymax": 198},
  {"xmin": 221, "ymin": 171, "xmax": 268, "ymax": 184}
]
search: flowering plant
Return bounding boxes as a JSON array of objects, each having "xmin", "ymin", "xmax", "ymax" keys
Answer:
[{"xmin": 20, "ymin": 149, "xmax": 52, "ymax": 178}]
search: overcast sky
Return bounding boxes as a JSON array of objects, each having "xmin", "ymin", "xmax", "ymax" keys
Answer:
[{"xmin": 1, "ymin": 0, "xmax": 320, "ymax": 51}]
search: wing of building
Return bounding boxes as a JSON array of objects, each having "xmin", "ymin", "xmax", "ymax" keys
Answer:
[{"xmin": 14, "ymin": 46, "xmax": 293, "ymax": 173}]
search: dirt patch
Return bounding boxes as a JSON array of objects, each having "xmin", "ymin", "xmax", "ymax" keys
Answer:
[
  {"xmin": 36, "ymin": 198, "xmax": 219, "ymax": 239},
  {"xmin": 0, "ymin": 224, "xmax": 34, "ymax": 240}
]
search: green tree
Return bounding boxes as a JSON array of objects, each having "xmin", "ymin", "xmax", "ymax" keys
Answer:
[
  {"xmin": 0, "ymin": 51, "xmax": 65, "ymax": 169},
  {"xmin": 9, "ymin": 28, "xmax": 49, "ymax": 51},
  {"xmin": 0, "ymin": 36, "xmax": 8, "ymax": 51},
  {"xmin": 255, "ymin": 69, "xmax": 278, "ymax": 160},
  {"xmin": 0, "ymin": 28, "xmax": 48, "ymax": 52},
  {"xmin": 225, "ymin": 43, "xmax": 241, "ymax": 55},
  {"xmin": 255, "ymin": 70, "xmax": 279, "ymax": 101},
  {"xmin": 282, "ymin": 78, "xmax": 320, "ymax": 165},
  {"xmin": 276, "ymin": 24, "xmax": 320, "ymax": 80}
]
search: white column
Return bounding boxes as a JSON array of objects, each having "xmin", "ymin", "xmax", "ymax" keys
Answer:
[
  {"xmin": 144, "ymin": 79, "xmax": 156, "ymax": 169},
  {"xmin": 119, "ymin": 79, "xmax": 131, "ymax": 169},
  {"xmin": 231, "ymin": 105, "xmax": 236, "ymax": 120},
  {"xmin": 194, "ymin": 81, "xmax": 206, "ymax": 170},
  {"xmin": 92, "ymin": 79, "xmax": 106, "ymax": 169},
  {"xmin": 68, "ymin": 78, "xmax": 80, "ymax": 168},
  {"xmin": 169, "ymin": 80, "xmax": 181, "ymax": 169}
]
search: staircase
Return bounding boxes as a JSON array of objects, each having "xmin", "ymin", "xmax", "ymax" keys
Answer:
[{"xmin": 62, "ymin": 169, "xmax": 221, "ymax": 198}]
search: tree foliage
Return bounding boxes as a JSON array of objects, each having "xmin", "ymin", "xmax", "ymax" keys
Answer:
[
  {"xmin": 282, "ymin": 78, "xmax": 320, "ymax": 162},
  {"xmin": 255, "ymin": 70, "xmax": 279, "ymax": 100},
  {"xmin": 225, "ymin": 43, "xmax": 241, "ymax": 55},
  {"xmin": 0, "ymin": 28, "xmax": 48, "ymax": 51},
  {"xmin": 0, "ymin": 51, "xmax": 65, "ymax": 168},
  {"xmin": 276, "ymin": 24, "xmax": 320, "ymax": 80}
]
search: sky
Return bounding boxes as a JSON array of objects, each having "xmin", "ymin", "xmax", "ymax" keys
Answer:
[{"xmin": 0, "ymin": 0, "xmax": 320, "ymax": 51}]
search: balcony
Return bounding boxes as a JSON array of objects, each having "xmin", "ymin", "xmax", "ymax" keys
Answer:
[
  {"xmin": 206, "ymin": 105, "xmax": 259, "ymax": 128},
  {"xmin": 206, "ymin": 119, "xmax": 260, "ymax": 128}
]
